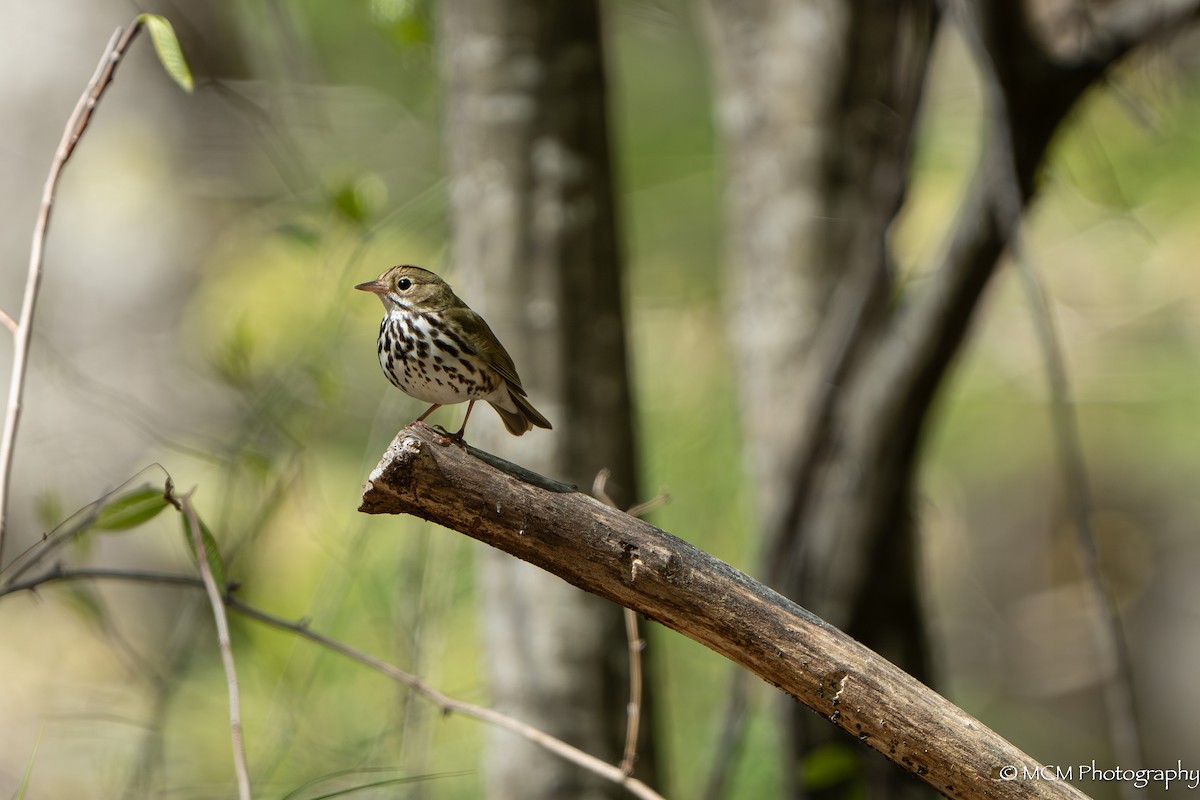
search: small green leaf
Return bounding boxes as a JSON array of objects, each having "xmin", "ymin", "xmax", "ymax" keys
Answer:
[
  {"xmin": 94, "ymin": 487, "xmax": 170, "ymax": 531},
  {"xmin": 331, "ymin": 183, "xmax": 367, "ymax": 225},
  {"xmin": 330, "ymin": 174, "xmax": 387, "ymax": 226},
  {"xmin": 180, "ymin": 510, "xmax": 227, "ymax": 590},
  {"xmin": 137, "ymin": 14, "xmax": 194, "ymax": 93}
]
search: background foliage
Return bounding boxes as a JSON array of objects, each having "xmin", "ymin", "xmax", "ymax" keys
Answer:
[{"xmin": 2, "ymin": 1, "xmax": 1199, "ymax": 797}]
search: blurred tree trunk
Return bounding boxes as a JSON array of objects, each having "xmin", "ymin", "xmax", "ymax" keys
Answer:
[
  {"xmin": 705, "ymin": 0, "xmax": 1197, "ymax": 796},
  {"xmin": 439, "ymin": 2, "xmax": 657, "ymax": 799},
  {"xmin": 705, "ymin": 1, "xmax": 939, "ymax": 797}
]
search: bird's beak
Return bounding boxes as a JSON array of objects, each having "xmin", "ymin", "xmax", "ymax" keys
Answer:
[{"xmin": 355, "ymin": 279, "xmax": 387, "ymax": 295}]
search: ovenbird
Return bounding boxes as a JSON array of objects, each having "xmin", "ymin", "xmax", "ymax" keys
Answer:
[{"xmin": 355, "ymin": 265, "xmax": 552, "ymax": 438}]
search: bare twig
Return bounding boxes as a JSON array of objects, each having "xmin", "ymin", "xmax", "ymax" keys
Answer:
[
  {"xmin": 592, "ymin": 468, "xmax": 661, "ymax": 776},
  {"xmin": 1010, "ymin": 241, "xmax": 1146, "ymax": 796},
  {"xmin": 0, "ymin": 564, "xmax": 663, "ymax": 800},
  {"xmin": 0, "ymin": 309, "xmax": 16, "ymax": 335},
  {"xmin": 0, "ymin": 20, "xmax": 144, "ymax": 566},
  {"xmin": 229, "ymin": 597, "xmax": 666, "ymax": 800},
  {"xmin": 0, "ymin": 501, "xmax": 106, "ymax": 586},
  {"xmin": 591, "ymin": 468, "xmax": 618, "ymax": 509},
  {"xmin": 0, "ymin": 566, "xmax": 209, "ymax": 599},
  {"xmin": 179, "ymin": 493, "xmax": 252, "ymax": 800},
  {"xmin": 619, "ymin": 607, "xmax": 645, "ymax": 777},
  {"xmin": 626, "ymin": 493, "xmax": 670, "ymax": 520},
  {"xmin": 954, "ymin": 7, "xmax": 1147, "ymax": 797},
  {"xmin": 0, "ymin": 466, "xmax": 172, "ymax": 586}
]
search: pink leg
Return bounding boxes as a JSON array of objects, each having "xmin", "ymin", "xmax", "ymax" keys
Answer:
[
  {"xmin": 415, "ymin": 404, "xmax": 441, "ymax": 424},
  {"xmin": 450, "ymin": 400, "xmax": 476, "ymax": 440}
]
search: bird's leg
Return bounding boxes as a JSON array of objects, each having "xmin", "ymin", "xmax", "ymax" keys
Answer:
[
  {"xmin": 444, "ymin": 400, "xmax": 475, "ymax": 444},
  {"xmin": 414, "ymin": 404, "xmax": 441, "ymax": 428},
  {"xmin": 422, "ymin": 401, "xmax": 472, "ymax": 446}
]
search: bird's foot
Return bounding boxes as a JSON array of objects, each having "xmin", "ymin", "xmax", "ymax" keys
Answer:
[{"xmin": 431, "ymin": 424, "xmax": 468, "ymax": 447}]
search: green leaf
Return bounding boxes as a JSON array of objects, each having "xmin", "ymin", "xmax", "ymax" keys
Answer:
[
  {"xmin": 137, "ymin": 14, "xmax": 194, "ymax": 93},
  {"xmin": 94, "ymin": 487, "xmax": 170, "ymax": 531},
  {"xmin": 330, "ymin": 174, "xmax": 387, "ymax": 226},
  {"xmin": 180, "ymin": 509, "xmax": 227, "ymax": 590},
  {"xmin": 331, "ymin": 183, "xmax": 368, "ymax": 225}
]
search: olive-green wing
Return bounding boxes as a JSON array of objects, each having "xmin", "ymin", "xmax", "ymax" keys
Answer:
[{"xmin": 440, "ymin": 306, "xmax": 527, "ymax": 393}]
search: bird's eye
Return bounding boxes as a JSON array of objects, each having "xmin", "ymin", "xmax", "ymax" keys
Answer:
[{"xmin": 396, "ymin": 278, "xmax": 412, "ymax": 291}]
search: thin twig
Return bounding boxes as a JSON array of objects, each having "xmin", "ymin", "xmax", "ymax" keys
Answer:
[
  {"xmin": 1010, "ymin": 243, "xmax": 1147, "ymax": 794},
  {"xmin": 0, "ymin": 501, "xmax": 105, "ymax": 586},
  {"xmin": 0, "ymin": 466, "xmax": 171, "ymax": 585},
  {"xmin": 619, "ymin": 608, "xmax": 644, "ymax": 777},
  {"xmin": 0, "ymin": 20, "xmax": 144, "ymax": 566},
  {"xmin": 180, "ymin": 493, "xmax": 252, "ymax": 800},
  {"xmin": 592, "ymin": 468, "xmax": 661, "ymax": 776},
  {"xmin": 626, "ymin": 493, "xmax": 670, "ymax": 520},
  {"xmin": 0, "ymin": 309, "xmax": 16, "ymax": 335},
  {"xmin": 0, "ymin": 565, "xmax": 664, "ymax": 800},
  {"xmin": 0, "ymin": 566, "xmax": 208, "ymax": 599},
  {"xmin": 227, "ymin": 597, "xmax": 666, "ymax": 800},
  {"xmin": 955, "ymin": 4, "xmax": 1146, "ymax": 797}
]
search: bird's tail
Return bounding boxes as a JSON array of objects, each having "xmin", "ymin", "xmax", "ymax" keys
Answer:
[{"xmin": 488, "ymin": 386, "xmax": 552, "ymax": 436}]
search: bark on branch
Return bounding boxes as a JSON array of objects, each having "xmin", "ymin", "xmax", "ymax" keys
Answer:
[{"xmin": 360, "ymin": 424, "xmax": 1088, "ymax": 800}]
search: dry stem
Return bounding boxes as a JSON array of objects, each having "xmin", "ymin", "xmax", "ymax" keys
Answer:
[
  {"xmin": 0, "ymin": 20, "xmax": 144, "ymax": 565},
  {"xmin": 593, "ymin": 468, "xmax": 654, "ymax": 777},
  {"xmin": 0, "ymin": 566, "xmax": 663, "ymax": 800},
  {"xmin": 177, "ymin": 492, "xmax": 252, "ymax": 800}
]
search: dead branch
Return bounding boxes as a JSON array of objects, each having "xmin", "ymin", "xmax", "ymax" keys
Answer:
[
  {"xmin": 360, "ymin": 424, "xmax": 1091, "ymax": 800},
  {"xmin": 0, "ymin": 20, "xmax": 144, "ymax": 566}
]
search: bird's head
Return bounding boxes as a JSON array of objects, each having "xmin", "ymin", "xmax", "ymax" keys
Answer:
[{"xmin": 354, "ymin": 265, "xmax": 457, "ymax": 313}]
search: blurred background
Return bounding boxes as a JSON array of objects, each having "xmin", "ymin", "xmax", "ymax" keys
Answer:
[{"xmin": 1, "ymin": 1, "xmax": 1199, "ymax": 798}]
